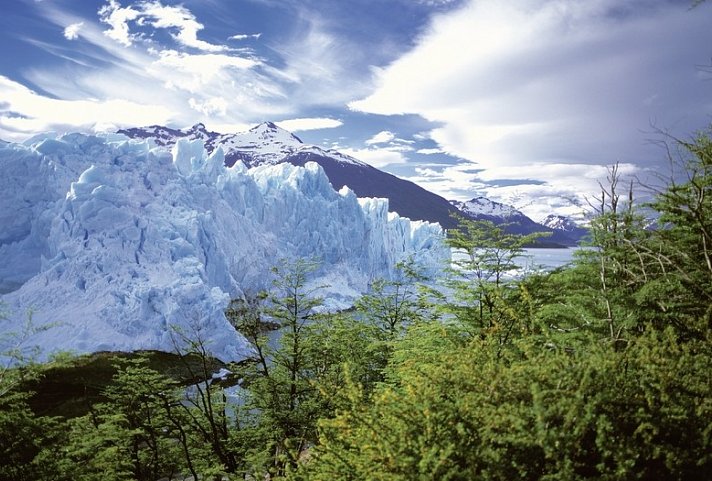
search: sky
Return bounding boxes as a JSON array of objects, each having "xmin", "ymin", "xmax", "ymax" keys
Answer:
[{"xmin": 1, "ymin": 0, "xmax": 711, "ymax": 220}]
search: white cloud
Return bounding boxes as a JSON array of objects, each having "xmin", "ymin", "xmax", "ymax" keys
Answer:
[
  {"xmin": 0, "ymin": 76, "xmax": 173, "ymax": 140},
  {"xmin": 229, "ymin": 33, "xmax": 262, "ymax": 41},
  {"xmin": 152, "ymin": 49, "xmax": 258, "ymax": 93},
  {"xmin": 414, "ymin": 167, "xmax": 442, "ymax": 177},
  {"xmin": 188, "ymin": 97, "xmax": 228, "ymax": 116},
  {"xmin": 139, "ymin": 1, "xmax": 228, "ymax": 52},
  {"xmin": 365, "ymin": 130, "xmax": 396, "ymax": 145},
  {"xmin": 204, "ymin": 121, "xmax": 252, "ymax": 134},
  {"xmin": 403, "ymin": 162, "xmax": 486, "ymax": 205},
  {"xmin": 416, "ymin": 148, "xmax": 443, "ymax": 155},
  {"xmin": 340, "ymin": 147, "xmax": 408, "ymax": 168},
  {"xmin": 351, "ymin": 0, "xmax": 712, "ymax": 213},
  {"xmin": 275, "ymin": 117, "xmax": 343, "ymax": 132},
  {"xmin": 98, "ymin": 0, "xmax": 230, "ymax": 52},
  {"xmin": 417, "ymin": 0, "xmax": 460, "ymax": 5},
  {"xmin": 13, "ymin": 1, "xmax": 371, "ymax": 141},
  {"xmin": 10, "ymin": 4, "xmax": 292, "ymax": 138},
  {"xmin": 265, "ymin": 14, "xmax": 373, "ymax": 107},
  {"xmin": 404, "ymin": 159, "xmax": 640, "ymax": 220},
  {"xmin": 98, "ymin": 0, "xmax": 139, "ymax": 46},
  {"xmin": 63, "ymin": 22, "xmax": 84, "ymax": 40},
  {"xmin": 384, "ymin": 143, "xmax": 415, "ymax": 152}
]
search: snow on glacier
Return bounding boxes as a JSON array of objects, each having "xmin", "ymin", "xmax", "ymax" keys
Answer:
[{"xmin": 0, "ymin": 133, "xmax": 447, "ymax": 361}]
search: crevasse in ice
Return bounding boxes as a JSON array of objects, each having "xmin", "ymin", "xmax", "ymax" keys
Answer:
[{"xmin": 0, "ymin": 133, "xmax": 447, "ymax": 361}]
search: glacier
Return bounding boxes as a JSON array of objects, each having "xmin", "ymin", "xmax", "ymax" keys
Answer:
[{"xmin": 0, "ymin": 133, "xmax": 447, "ymax": 361}]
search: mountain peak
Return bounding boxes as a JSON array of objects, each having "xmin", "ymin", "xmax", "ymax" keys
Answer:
[
  {"xmin": 249, "ymin": 121, "xmax": 303, "ymax": 144},
  {"xmin": 252, "ymin": 121, "xmax": 278, "ymax": 130},
  {"xmin": 451, "ymin": 196, "xmax": 522, "ymax": 218},
  {"xmin": 541, "ymin": 214, "xmax": 582, "ymax": 232}
]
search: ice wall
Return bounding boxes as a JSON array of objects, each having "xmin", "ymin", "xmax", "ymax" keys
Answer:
[{"xmin": 0, "ymin": 134, "xmax": 447, "ymax": 361}]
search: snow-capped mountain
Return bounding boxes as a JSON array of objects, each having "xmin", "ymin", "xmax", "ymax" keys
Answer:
[
  {"xmin": 120, "ymin": 122, "xmax": 464, "ymax": 229},
  {"xmin": 541, "ymin": 214, "xmax": 589, "ymax": 241},
  {"xmin": 0, "ymin": 132, "xmax": 447, "ymax": 361},
  {"xmin": 450, "ymin": 198, "xmax": 582, "ymax": 246},
  {"xmin": 119, "ymin": 122, "xmax": 309, "ymax": 167},
  {"xmin": 450, "ymin": 196, "xmax": 523, "ymax": 219}
]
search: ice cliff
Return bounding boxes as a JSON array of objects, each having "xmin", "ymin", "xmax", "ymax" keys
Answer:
[{"xmin": 0, "ymin": 133, "xmax": 447, "ymax": 361}]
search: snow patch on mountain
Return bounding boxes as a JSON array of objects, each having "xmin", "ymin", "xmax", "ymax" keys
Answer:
[
  {"xmin": 540, "ymin": 214, "xmax": 586, "ymax": 232},
  {"xmin": 119, "ymin": 122, "xmax": 367, "ymax": 169},
  {"xmin": 449, "ymin": 197, "xmax": 523, "ymax": 219},
  {"xmin": 0, "ymin": 133, "xmax": 446, "ymax": 361}
]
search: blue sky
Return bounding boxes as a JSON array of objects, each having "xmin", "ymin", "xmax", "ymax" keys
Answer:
[{"xmin": 1, "ymin": 0, "xmax": 711, "ymax": 220}]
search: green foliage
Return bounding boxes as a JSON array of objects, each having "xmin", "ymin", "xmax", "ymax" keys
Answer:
[
  {"xmin": 0, "ymin": 305, "xmax": 64, "ymax": 481},
  {"xmin": 307, "ymin": 312, "xmax": 387, "ymax": 405},
  {"xmin": 226, "ymin": 259, "xmax": 334, "ymax": 477},
  {"xmin": 355, "ymin": 260, "xmax": 431, "ymax": 335},
  {"xmin": 644, "ymin": 131, "xmax": 712, "ymax": 336},
  {"xmin": 348, "ymin": 260, "xmax": 435, "ymax": 388},
  {"xmin": 298, "ymin": 326, "xmax": 711, "ymax": 481},
  {"xmin": 227, "ymin": 258, "xmax": 433, "ymax": 478},
  {"xmin": 442, "ymin": 217, "xmax": 549, "ymax": 335},
  {"xmin": 294, "ymin": 131, "xmax": 712, "ymax": 480},
  {"xmin": 53, "ymin": 357, "xmax": 190, "ymax": 481},
  {"xmin": 522, "ymin": 137, "xmax": 712, "ymax": 346},
  {"xmin": 0, "ymin": 388, "xmax": 63, "ymax": 481}
]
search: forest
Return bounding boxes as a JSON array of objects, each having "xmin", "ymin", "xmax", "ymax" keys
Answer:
[{"xmin": 1, "ymin": 129, "xmax": 710, "ymax": 480}]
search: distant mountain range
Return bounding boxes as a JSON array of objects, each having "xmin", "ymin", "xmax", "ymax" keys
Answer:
[
  {"xmin": 119, "ymin": 122, "xmax": 587, "ymax": 246},
  {"xmin": 540, "ymin": 214, "xmax": 590, "ymax": 240}
]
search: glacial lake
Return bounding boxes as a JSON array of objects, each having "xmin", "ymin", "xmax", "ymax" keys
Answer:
[{"xmin": 519, "ymin": 247, "xmax": 580, "ymax": 271}]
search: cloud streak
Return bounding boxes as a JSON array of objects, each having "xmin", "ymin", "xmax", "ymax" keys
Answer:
[
  {"xmin": 0, "ymin": 75, "xmax": 173, "ymax": 138},
  {"xmin": 1, "ymin": 1, "xmax": 286, "ymax": 138},
  {"xmin": 98, "ymin": 0, "xmax": 139, "ymax": 47},
  {"xmin": 340, "ymin": 146, "xmax": 409, "ymax": 168},
  {"xmin": 352, "ymin": 0, "xmax": 712, "ymax": 210},
  {"xmin": 229, "ymin": 33, "xmax": 262, "ymax": 41},
  {"xmin": 365, "ymin": 130, "xmax": 395, "ymax": 145},
  {"xmin": 275, "ymin": 117, "xmax": 343, "ymax": 132}
]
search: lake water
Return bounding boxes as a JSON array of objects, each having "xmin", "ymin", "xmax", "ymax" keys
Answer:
[
  {"xmin": 520, "ymin": 247, "xmax": 578, "ymax": 271},
  {"xmin": 447, "ymin": 247, "xmax": 583, "ymax": 284}
]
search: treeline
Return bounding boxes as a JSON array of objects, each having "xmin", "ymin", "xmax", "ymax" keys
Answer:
[{"xmin": 1, "ymin": 131, "xmax": 711, "ymax": 480}]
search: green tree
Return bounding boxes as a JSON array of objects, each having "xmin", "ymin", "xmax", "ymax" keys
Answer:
[
  {"xmin": 0, "ymin": 305, "xmax": 63, "ymax": 481},
  {"xmin": 55, "ymin": 357, "xmax": 191, "ymax": 481},
  {"xmin": 544, "ymin": 132, "xmax": 712, "ymax": 344},
  {"xmin": 443, "ymin": 216, "xmax": 549, "ymax": 346},
  {"xmin": 168, "ymin": 322, "xmax": 251, "ymax": 479},
  {"xmin": 354, "ymin": 260, "xmax": 430, "ymax": 337},
  {"xmin": 229, "ymin": 258, "xmax": 330, "ymax": 477},
  {"xmin": 641, "ymin": 130, "xmax": 712, "ymax": 336},
  {"xmin": 348, "ymin": 260, "xmax": 434, "ymax": 387}
]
